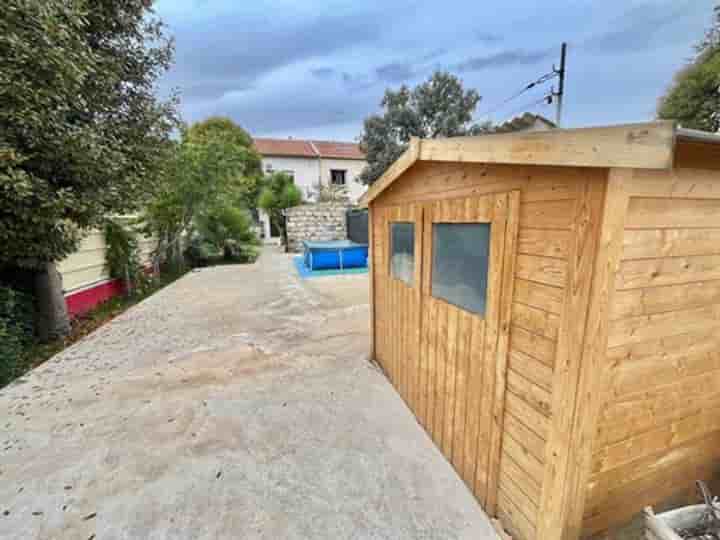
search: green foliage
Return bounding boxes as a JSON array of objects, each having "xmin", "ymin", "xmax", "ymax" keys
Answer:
[
  {"xmin": 187, "ymin": 205, "xmax": 259, "ymax": 265},
  {"xmin": 145, "ymin": 118, "xmax": 263, "ymax": 267},
  {"xmin": 0, "ymin": 285, "xmax": 35, "ymax": 387},
  {"xmin": 0, "ymin": 0, "xmax": 177, "ymax": 268},
  {"xmin": 358, "ymin": 71, "xmax": 489, "ymax": 185},
  {"xmin": 258, "ymin": 172, "xmax": 303, "ymax": 241},
  {"xmin": 658, "ymin": 6, "xmax": 720, "ymax": 131},
  {"xmin": 104, "ymin": 219, "xmax": 153, "ymax": 296}
]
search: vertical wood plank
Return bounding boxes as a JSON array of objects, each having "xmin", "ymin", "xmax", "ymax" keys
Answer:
[
  {"xmin": 486, "ymin": 190, "xmax": 521, "ymax": 513},
  {"xmin": 418, "ymin": 203, "xmax": 433, "ymax": 428},
  {"xmin": 369, "ymin": 203, "xmax": 376, "ymax": 360},
  {"xmin": 464, "ymin": 318, "xmax": 486, "ymax": 490},
  {"xmin": 535, "ymin": 171, "xmax": 610, "ymax": 540},
  {"xmin": 558, "ymin": 170, "xmax": 630, "ymax": 540},
  {"xmin": 443, "ymin": 305, "xmax": 459, "ymax": 459},
  {"xmin": 476, "ymin": 194, "xmax": 504, "ymax": 502}
]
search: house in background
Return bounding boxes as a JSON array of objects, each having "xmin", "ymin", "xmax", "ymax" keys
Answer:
[
  {"xmin": 494, "ymin": 113, "xmax": 556, "ymax": 133},
  {"xmin": 253, "ymin": 137, "xmax": 367, "ymax": 242}
]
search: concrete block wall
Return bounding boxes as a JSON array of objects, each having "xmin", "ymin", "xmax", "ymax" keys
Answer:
[{"xmin": 285, "ymin": 203, "xmax": 349, "ymax": 252}]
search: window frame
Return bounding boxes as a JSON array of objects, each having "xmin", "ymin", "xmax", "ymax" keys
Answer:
[
  {"xmin": 330, "ymin": 169, "xmax": 347, "ymax": 186},
  {"xmin": 429, "ymin": 221, "xmax": 491, "ymax": 317},
  {"xmin": 389, "ymin": 221, "xmax": 415, "ymax": 287}
]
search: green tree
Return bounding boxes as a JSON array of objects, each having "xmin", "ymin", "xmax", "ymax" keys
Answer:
[
  {"xmin": 358, "ymin": 71, "xmax": 489, "ymax": 185},
  {"xmin": 144, "ymin": 128, "xmax": 254, "ymax": 269},
  {"xmin": 658, "ymin": 5, "xmax": 720, "ymax": 131},
  {"xmin": 0, "ymin": 0, "xmax": 177, "ymax": 339},
  {"xmin": 258, "ymin": 172, "xmax": 303, "ymax": 244},
  {"xmin": 185, "ymin": 117, "xmax": 264, "ymax": 211}
]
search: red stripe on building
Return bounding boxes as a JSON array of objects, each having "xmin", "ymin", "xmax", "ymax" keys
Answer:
[{"xmin": 65, "ymin": 279, "xmax": 125, "ymax": 318}]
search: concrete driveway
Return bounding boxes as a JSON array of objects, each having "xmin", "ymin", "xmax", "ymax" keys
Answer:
[{"xmin": 0, "ymin": 248, "xmax": 497, "ymax": 540}]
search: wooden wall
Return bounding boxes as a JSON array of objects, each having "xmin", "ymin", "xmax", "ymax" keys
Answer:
[
  {"xmin": 582, "ymin": 167, "xmax": 720, "ymax": 537},
  {"xmin": 371, "ymin": 161, "xmax": 607, "ymax": 540}
]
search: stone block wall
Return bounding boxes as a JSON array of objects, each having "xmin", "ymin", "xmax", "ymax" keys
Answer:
[{"xmin": 285, "ymin": 203, "xmax": 349, "ymax": 252}]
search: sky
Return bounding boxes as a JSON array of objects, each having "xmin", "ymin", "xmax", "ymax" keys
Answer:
[{"xmin": 154, "ymin": 0, "xmax": 717, "ymax": 142}]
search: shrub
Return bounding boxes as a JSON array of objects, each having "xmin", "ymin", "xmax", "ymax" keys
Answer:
[
  {"xmin": 0, "ymin": 285, "xmax": 34, "ymax": 387},
  {"xmin": 187, "ymin": 205, "xmax": 260, "ymax": 266}
]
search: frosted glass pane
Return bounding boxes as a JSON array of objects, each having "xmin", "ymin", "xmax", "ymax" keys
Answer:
[
  {"xmin": 391, "ymin": 222, "xmax": 414, "ymax": 285},
  {"xmin": 432, "ymin": 223, "xmax": 490, "ymax": 315}
]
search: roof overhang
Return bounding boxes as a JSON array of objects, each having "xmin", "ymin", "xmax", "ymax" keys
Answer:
[{"xmin": 359, "ymin": 121, "xmax": 716, "ymax": 207}]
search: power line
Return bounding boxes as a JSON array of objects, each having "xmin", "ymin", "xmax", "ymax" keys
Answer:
[
  {"xmin": 473, "ymin": 43, "xmax": 569, "ymax": 125},
  {"xmin": 474, "ymin": 70, "xmax": 557, "ymax": 120}
]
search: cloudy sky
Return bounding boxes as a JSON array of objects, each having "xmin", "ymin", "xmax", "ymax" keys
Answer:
[{"xmin": 154, "ymin": 0, "xmax": 716, "ymax": 141}]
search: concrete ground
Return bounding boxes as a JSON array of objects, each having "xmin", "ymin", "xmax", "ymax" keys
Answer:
[{"xmin": 0, "ymin": 248, "xmax": 498, "ymax": 540}]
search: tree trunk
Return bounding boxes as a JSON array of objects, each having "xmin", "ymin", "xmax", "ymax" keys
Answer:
[{"xmin": 35, "ymin": 262, "xmax": 70, "ymax": 342}]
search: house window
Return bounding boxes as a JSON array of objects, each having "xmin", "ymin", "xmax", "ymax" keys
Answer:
[
  {"xmin": 330, "ymin": 169, "xmax": 347, "ymax": 185},
  {"xmin": 265, "ymin": 163, "xmax": 274, "ymax": 173},
  {"xmin": 390, "ymin": 222, "xmax": 414, "ymax": 285},
  {"xmin": 432, "ymin": 223, "xmax": 491, "ymax": 315}
]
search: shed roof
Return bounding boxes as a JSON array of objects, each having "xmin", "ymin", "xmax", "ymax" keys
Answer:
[{"xmin": 359, "ymin": 121, "xmax": 720, "ymax": 207}]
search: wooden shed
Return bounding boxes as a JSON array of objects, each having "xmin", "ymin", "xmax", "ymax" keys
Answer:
[{"xmin": 360, "ymin": 122, "xmax": 720, "ymax": 539}]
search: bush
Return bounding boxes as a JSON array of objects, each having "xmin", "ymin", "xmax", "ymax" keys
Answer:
[
  {"xmin": 186, "ymin": 205, "xmax": 259, "ymax": 266},
  {"xmin": 0, "ymin": 285, "xmax": 34, "ymax": 387}
]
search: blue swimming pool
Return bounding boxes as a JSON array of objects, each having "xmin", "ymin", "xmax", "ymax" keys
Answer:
[{"xmin": 303, "ymin": 240, "xmax": 369, "ymax": 271}]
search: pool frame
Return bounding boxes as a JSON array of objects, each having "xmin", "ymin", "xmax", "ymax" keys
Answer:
[{"xmin": 303, "ymin": 241, "xmax": 369, "ymax": 271}]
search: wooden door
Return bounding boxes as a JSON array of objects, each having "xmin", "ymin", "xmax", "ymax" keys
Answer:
[{"xmin": 417, "ymin": 192, "xmax": 518, "ymax": 508}]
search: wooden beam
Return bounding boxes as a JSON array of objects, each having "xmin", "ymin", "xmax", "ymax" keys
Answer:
[
  {"xmin": 420, "ymin": 122, "xmax": 676, "ymax": 170},
  {"xmin": 368, "ymin": 203, "xmax": 376, "ymax": 361},
  {"xmin": 362, "ymin": 122, "xmax": 679, "ymax": 207},
  {"xmin": 558, "ymin": 169, "xmax": 632, "ymax": 540},
  {"xmin": 535, "ymin": 171, "xmax": 608, "ymax": 539}
]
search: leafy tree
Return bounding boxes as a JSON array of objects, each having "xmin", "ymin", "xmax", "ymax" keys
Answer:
[
  {"xmin": 258, "ymin": 172, "xmax": 303, "ymax": 243},
  {"xmin": 185, "ymin": 117, "xmax": 264, "ymax": 211},
  {"xmin": 144, "ymin": 129, "xmax": 255, "ymax": 269},
  {"xmin": 658, "ymin": 5, "xmax": 720, "ymax": 131},
  {"xmin": 0, "ymin": 0, "xmax": 177, "ymax": 339},
  {"xmin": 358, "ymin": 71, "xmax": 489, "ymax": 185}
]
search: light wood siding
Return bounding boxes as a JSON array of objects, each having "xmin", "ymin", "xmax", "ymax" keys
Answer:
[
  {"xmin": 372, "ymin": 162, "xmax": 605, "ymax": 540},
  {"xmin": 58, "ymin": 224, "xmax": 156, "ymax": 294},
  {"xmin": 583, "ymin": 168, "xmax": 720, "ymax": 537}
]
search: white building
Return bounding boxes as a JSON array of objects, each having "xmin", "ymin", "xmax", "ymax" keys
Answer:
[{"xmin": 253, "ymin": 137, "xmax": 367, "ymax": 241}]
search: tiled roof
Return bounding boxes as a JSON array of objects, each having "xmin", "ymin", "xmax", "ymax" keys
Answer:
[
  {"xmin": 253, "ymin": 137, "xmax": 364, "ymax": 160},
  {"xmin": 253, "ymin": 138, "xmax": 317, "ymax": 158},
  {"xmin": 310, "ymin": 140, "xmax": 365, "ymax": 160}
]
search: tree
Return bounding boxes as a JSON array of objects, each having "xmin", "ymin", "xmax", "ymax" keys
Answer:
[
  {"xmin": 185, "ymin": 117, "xmax": 264, "ymax": 211},
  {"xmin": 0, "ymin": 0, "xmax": 177, "ymax": 339},
  {"xmin": 358, "ymin": 71, "xmax": 489, "ymax": 185},
  {"xmin": 658, "ymin": 5, "xmax": 720, "ymax": 132},
  {"xmin": 258, "ymin": 172, "xmax": 303, "ymax": 244},
  {"xmin": 144, "ymin": 126, "xmax": 257, "ymax": 270}
]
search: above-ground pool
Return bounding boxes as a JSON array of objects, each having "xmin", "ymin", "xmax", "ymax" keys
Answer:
[{"xmin": 303, "ymin": 240, "xmax": 369, "ymax": 271}]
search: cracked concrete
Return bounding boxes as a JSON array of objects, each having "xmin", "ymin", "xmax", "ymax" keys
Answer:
[{"xmin": 0, "ymin": 247, "xmax": 498, "ymax": 539}]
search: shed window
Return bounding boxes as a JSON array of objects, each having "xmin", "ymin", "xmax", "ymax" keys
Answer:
[
  {"xmin": 432, "ymin": 223, "xmax": 490, "ymax": 315},
  {"xmin": 390, "ymin": 222, "xmax": 414, "ymax": 285}
]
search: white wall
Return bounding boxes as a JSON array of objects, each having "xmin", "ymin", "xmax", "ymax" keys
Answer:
[
  {"xmin": 261, "ymin": 155, "xmax": 368, "ymax": 204},
  {"xmin": 261, "ymin": 156, "xmax": 320, "ymax": 201},
  {"xmin": 319, "ymin": 157, "xmax": 367, "ymax": 203}
]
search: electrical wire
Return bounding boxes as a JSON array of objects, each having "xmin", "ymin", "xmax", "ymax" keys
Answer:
[{"xmin": 474, "ymin": 70, "xmax": 558, "ymax": 120}]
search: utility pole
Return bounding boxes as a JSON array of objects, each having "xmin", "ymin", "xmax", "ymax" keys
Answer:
[{"xmin": 554, "ymin": 43, "xmax": 567, "ymax": 127}]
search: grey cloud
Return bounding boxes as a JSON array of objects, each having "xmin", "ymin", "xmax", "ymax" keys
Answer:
[
  {"xmin": 165, "ymin": 9, "xmax": 386, "ymax": 102},
  {"xmin": 310, "ymin": 67, "xmax": 337, "ymax": 79},
  {"xmin": 376, "ymin": 61, "xmax": 416, "ymax": 82},
  {"xmin": 584, "ymin": 1, "xmax": 704, "ymax": 54},
  {"xmin": 454, "ymin": 49, "xmax": 552, "ymax": 72}
]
